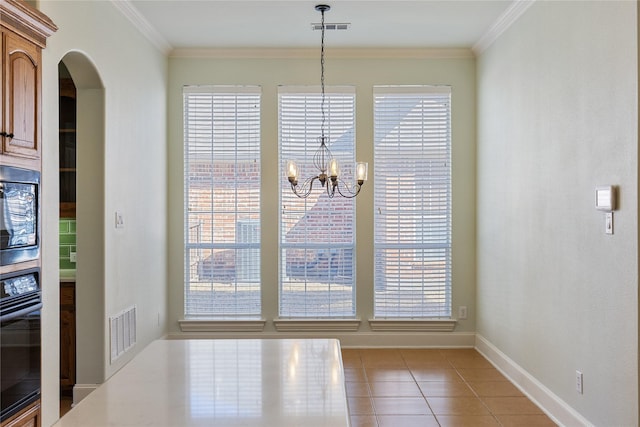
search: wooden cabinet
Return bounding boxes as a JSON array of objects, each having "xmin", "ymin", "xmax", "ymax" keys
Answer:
[
  {"xmin": 2, "ymin": 30, "xmax": 40, "ymax": 160},
  {"xmin": 0, "ymin": 0, "xmax": 57, "ymax": 169},
  {"xmin": 60, "ymin": 282, "xmax": 76, "ymax": 391},
  {"xmin": 0, "ymin": 400, "xmax": 40, "ymax": 427},
  {"xmin": 0, "ymin": 3, "xmax": 55, "ymax": 426}
]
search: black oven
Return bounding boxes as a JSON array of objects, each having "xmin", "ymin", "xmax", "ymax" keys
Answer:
[
  {"xmin": 0, "ymin": 268, "xmax": 41, "ymax": 422},
  {"xmin": 0, "ymin": 165, "xmax": 40, "ymax": 266}
]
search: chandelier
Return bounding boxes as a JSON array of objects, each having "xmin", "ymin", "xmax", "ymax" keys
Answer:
[{"xmin": 286, "ymin": 4, "xmax": 368, "ymax": 199}]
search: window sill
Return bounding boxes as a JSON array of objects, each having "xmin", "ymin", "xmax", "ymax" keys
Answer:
[
  {"xmin": 273, "ymin": 318, "xmax": 361, "ymax": 332},
  {"xmin": 179, "ymin": 319, "xmax": 266, "ymax": 332},
  {"xmin": 368, "ymin": 318, "xmax": 456, "ymax": 332}
]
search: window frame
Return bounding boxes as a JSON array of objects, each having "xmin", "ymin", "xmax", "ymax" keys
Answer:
[
  {"xmin": 277, "ymin": 85, "xmax": 358, "ymax": 319},
  {"xmin": 183, "ymin": 85, "xmax": 262, "ymax": 320},
  {"xmin": 372, "ymin": 85, "xmax": 453, "ymax": 319}
]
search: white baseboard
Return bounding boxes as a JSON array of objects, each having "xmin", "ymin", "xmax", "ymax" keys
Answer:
[
  {"xmin": 166, "ymin": 331, "xmax": 476, "ymax": 348},
  {"xmin": 72, "ymin": 384, "xmax": 99, "ymax": 406},
  {"xmin": 475, "ymin": 334, "xmax": 593, "ymax": 427}
]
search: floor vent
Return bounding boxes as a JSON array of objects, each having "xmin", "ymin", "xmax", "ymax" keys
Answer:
[{"xmin": 110, "ymin": 305, "xmax": 137, "ymax": 363}]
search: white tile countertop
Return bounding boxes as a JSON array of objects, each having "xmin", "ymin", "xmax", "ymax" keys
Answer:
[{"xmin": 54, "ymin": 338, "xmax": 350, "ymax": 427}]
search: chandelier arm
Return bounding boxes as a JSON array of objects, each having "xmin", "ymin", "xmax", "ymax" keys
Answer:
[
  {"xmin": 334, "ymin": 179, "xmax": 362, "ymax": 199},
  {"xmin": 325, "ymin": 177, "xmax": 338, "ymax": 198},
  {"xmin": 325, "ymin": 186, "xmax": 335, "ymax": 198},
  {"xmin": 291, "ymin": 175, "xmax": 321, "ymax": 199}
]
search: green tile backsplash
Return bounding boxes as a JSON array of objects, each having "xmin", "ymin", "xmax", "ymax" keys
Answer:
[{"xmin": 60, "ymin": 218, "xmax": 76, "ymax": 270}]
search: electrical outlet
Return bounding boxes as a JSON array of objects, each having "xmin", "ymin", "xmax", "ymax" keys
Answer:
[
  {"xmin": 576, "ymin": 370, "xmax": 583, "ymax": 394},
  {"xmin": 458, "ymin": 306, "xmax": 468, "ymax": 320}
]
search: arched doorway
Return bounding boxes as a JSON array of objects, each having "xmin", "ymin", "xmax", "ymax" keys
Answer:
[{"xmin": 57, "ymin": 51, "xmax": 105, "ymax": 409}]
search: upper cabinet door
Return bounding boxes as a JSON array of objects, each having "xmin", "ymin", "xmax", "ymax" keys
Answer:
[{"xmin": 3, "ymin": 30, "xmax": 41, "ymax": 160}]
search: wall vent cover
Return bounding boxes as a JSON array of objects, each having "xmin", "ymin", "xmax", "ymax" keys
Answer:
[
  {"xmin": 110, "ymin": 305, "xmax": 137, "ymax": 363},
  {"xmin": 311, "ymin": 23, "xmax": 351, "ymax": 31}
]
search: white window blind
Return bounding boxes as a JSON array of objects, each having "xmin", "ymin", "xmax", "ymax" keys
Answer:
[
  {"xmin": 278, "ymin": 86, "xmax": 356, "ymax": 318},
  {"xmin": 373, "ymin": 86, "xmax": 452, "ymax": 318},
  {"xmin": 183, "ymin": 86, "xmax": 261, "ymax": 318}
]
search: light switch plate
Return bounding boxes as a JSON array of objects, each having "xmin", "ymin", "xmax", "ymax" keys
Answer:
[
  {"xmin": 115, "ymin": 211, "xmax": 125, "ymax": 229},
  {"xmin": 576, "ymin": 370, "xmax": 583, "ymax": 394},
  {"xmin": 605, "ymin": 212, "xmax": 613, "ymax": 235}
]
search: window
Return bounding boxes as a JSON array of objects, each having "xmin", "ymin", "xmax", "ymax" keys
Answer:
[
  {"xmin": 183, "ymin": 86, "xmax": 261, "ymax": 318},
  {"xmin": 278, "ymin": 86, "xmax": 357, "ymax": 317},
  {"xmin": 373, "ymin": 86, "xmax": 452, "ymax": 318}
]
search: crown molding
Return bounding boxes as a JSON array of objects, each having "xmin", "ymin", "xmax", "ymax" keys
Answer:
[
  {"xmin": 110, "ymin": 0, "xmax": 172, "ymax": 55},
  {"xmin": 472, "ymin": 0, "xmax": 536, "ymax": 56},
  {"xmin": 170, "ymin": 47, "xmax": 474, "ymax": 59},
  {"xmin": 0, "ymin": 0, "xmax": 57, "ymax": 47}
]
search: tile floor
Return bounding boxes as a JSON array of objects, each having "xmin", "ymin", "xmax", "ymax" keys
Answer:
[{"xmin": 342, "ymin": 348, "xmax": 557, "ymax": 427}]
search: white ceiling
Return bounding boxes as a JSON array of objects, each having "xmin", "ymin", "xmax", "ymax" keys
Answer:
[{"xmin": 126, "ymin": 0, "xmax": 515, "ymax": 50}]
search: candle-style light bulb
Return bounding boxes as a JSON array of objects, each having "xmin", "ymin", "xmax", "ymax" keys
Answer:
[
  {"xmin": 287, "ymin": 160, "xmax": 298, "ymax": 182},
  {"xmin": 329, "ymin": 158, "xmax": 339, "ymax": 178},
  {"xmin": 356, "ymin": 162, "xmax": 368, "ymax": 183}
]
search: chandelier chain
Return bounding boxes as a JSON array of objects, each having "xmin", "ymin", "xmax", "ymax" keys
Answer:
[{"xmin": 320, "ymin": 5, "xmax": 326, "ymax": 139}]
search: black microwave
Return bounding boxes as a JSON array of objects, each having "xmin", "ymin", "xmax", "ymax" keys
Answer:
[{"xmin": 0, "ymin": 166, "xmax": 40, "ymax": 266}]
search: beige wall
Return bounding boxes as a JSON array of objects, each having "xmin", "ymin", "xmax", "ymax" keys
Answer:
[
  {"xmin": 38, "ymin": 1, "xmax": 169, "ymax": 425},
  {"xmin": 167, "ymin": 54, "xmax": 477, "ymax": 340},
  {"xmin": 476, "ymin": 1, "xmax": 638, "ymax": 425}
]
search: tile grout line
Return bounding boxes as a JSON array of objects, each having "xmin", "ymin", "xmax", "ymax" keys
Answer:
[
  {"xmin": 448, "ymin": 360, "xmax": 504, "ymax": 426},
  {"xmin": 401, "ymin": 349, "xmax": 439, "ymax": 423}
]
